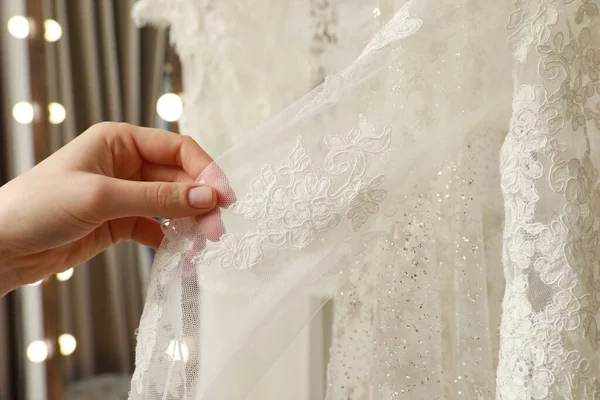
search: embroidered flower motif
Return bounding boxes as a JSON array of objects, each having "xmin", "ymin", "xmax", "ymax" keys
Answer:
[
  {"xmin": 506, "ymin": 342, "xmax": 555, "ymax": 399},
  {"xmin": 325, "ymin": 125, "xmax": 391, "ymax": 157},
  {"xmin": 155, "ymin": 252, "xmax": 182, "ymax": 286},
  {"xmin": 544, "ymin": 138, "xmax": 566, "ymax": 161},
  {"xmin": 346, "ymin": 175, "xmax": 387, "ymax": 230},
  {"xmin": 507, "ymin": 3, "xmax": 558, "ymax": 62},
  {"xmin": 198, "ymin": 233, "xmax": 264, "ymax": 270},
  {"xmin": 324, "ymin": 125, "xmax": 391, "ymax": 197},
  {"xmin": 233, "ymin": 137, "xmax": 311, "ymax": 220},
  {"xmin": 507, "ymin": 233, "xmax": 535, "ymax": 270},
  {"xmin": 545, "ymin": 290, "xmax": 581, "ymax": 332},
  {"xmin": 266, "ymin": 173, "xmax": 340, "ymax": 248},
  {"xmin": 501, "ymin": 86, "xmax": 550, "ymax": 203},
  {"xmin": 500, "ymin": 277, "xmax": 534, "ymax": 337},
  {"xmin": 196, "ymin": 125, "xmax": 392, "ymax": 270},
  {"xmin": 532, "ymin": 221, "xmax": 567, "ymax": 285}
]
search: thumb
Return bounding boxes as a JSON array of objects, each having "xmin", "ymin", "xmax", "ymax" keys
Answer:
[{"xmin": 101, "ymin": 178, "xmax": 218, "ymax": 219}]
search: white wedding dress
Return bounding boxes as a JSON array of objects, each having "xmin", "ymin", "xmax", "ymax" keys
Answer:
[{"xmin": 129, "ymin": 0, "xmax": 600, "ymax": 399}]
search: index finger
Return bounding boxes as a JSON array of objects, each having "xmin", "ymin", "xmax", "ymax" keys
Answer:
[
  {"xmin": 125, "ymin": 126, "xmax": 237, "ymax": 206},
  {"xmin": 107, "ymin": 123, "xmax": 213, "ymax": 179}
]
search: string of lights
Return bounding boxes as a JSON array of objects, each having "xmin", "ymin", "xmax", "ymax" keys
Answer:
[
  {"xmin": 8, "ymin": 15, "xmax": 65, "ymax": 126},
  {"xmin": 6, "ymin": 5, "xmax": 72, "ymax": 399}
]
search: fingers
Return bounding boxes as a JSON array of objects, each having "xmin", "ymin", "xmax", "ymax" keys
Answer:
[
  {"xmin": 14, "ymin": 217, "xmax": 163, "ymax": 284},
  {"xmin": 140, "ymin": 162, "xmax": 195, "ymax": 183},
  {"xmin": 62, "ymin": 217, "xmax": 164, "ymax": 258},
  {"xmin": 99, "ymin": 123, "xmax": 212, "ymax": 178},
  {"xmin": 87, "ymin": 123, "xmax": 237, "ymax": 207},
  {"xmin": 100, "ymin": 177, "xmax": 218, "ymax": 219},
  {"xmin": 108, "ymin": 217, "xmax": 164, "ymax": 249}
]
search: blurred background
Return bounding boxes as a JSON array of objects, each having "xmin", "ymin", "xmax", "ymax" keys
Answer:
[{"xmin": 0, "ymin": 1, "xmax": 183, "ymax": 399}]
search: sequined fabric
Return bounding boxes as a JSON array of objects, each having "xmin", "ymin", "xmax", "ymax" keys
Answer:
[{"xmin": 129, "ymin": 0, "xmax": 600, "ymax": 399}]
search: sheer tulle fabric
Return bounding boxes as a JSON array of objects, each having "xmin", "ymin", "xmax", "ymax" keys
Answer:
[{"xmin": 130, "ymin": 0, "xmax": 600, "ymax": 399}]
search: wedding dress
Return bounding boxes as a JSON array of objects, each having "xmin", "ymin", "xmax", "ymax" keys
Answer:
[{"xmin": 129, "ymin": 0, "xmax": 600, "ymax": 399}]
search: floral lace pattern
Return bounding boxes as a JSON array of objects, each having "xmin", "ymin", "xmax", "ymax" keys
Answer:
[
  {"xmin": 499, "ymin": 0, "xmax": 600, "ymax": 398},
  {"xmin": 195, "ymin": 125, "xmax": 391, "ymax": 270}
]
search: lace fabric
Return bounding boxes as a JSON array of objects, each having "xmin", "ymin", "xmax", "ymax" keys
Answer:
[
  {"xmin": 498, "ymin": 1, "xmax": 600, "ymax": 398},
  {"xmin": 129, "ymin": 0, "xmax": 600, "ymax": 399}
]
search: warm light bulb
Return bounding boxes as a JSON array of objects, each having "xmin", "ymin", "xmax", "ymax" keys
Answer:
[
  {"xmin": 28, "ymin": 280, "xmax": 43, "ymax": 286},
  {"xmin": 48, "ymin": 102, "xmax": 66, "ymax": 124},
  {"xmin": 56, "ymin": 267, "xmax": 73, "ymax": 281},
  {"xmin": 58, "ymin": 334, "xmax": 77, "ymax": 356},
  {"xmin": 26, "ymin": 340, "xmax": 49, "ymax": 363},
  {"xmin": 44, "ymin": 19, "xmax": 62, "ymax": 42},
  {"xmin": 165, "ymin": 339, "xmax": 189, "ymax": 362},
  {"xmin": 7, "ymin": 16, "xmax": 30, "ymax": 39},
  {"xmin": 12, "ymin": 102, "xmax": 34, "ymax": 124},
  {"xmin": 156, "ymin": 93, "xmax": 183, "ymax": 122}
]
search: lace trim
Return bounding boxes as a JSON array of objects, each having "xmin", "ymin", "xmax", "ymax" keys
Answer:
[
  {"xmin": 499, "ymin": 1, "xmax": 600, "ymax": 398},
  {"xmin": 194, "ymin": 126, "xmax": 391, "ymax": 271}
]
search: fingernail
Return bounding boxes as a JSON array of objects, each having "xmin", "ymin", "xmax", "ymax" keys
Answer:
[{"xmin": 188, "ymin": 186, "xmax": 214, "ymax": 209}]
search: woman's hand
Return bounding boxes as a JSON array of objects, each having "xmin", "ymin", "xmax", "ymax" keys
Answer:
[{"xmin": 0, "ymin": 122, "xmax": 221, "ymax": 296}]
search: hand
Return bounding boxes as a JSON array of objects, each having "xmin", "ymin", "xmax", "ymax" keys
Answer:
[{"xmin": 0, "ymin": 122, "xmax": 224, "ymax": 296}]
